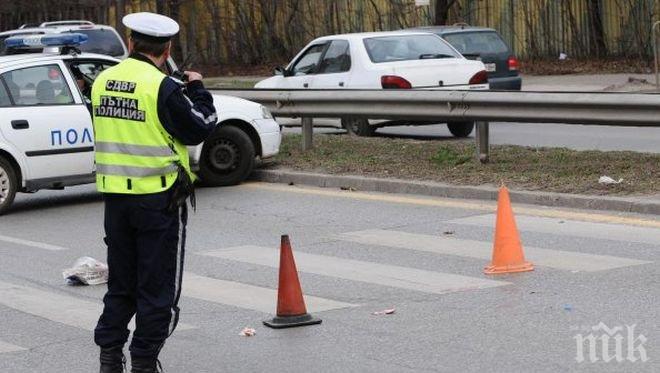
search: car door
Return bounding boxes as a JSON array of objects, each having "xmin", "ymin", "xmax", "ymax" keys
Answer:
[
  {"xmin": 282, "ymin": 42, "xmax": 329, "ymax": 89},
  {"xmin": 0, "ymin": 61, "xmax": 94, "ymax": 181},
  {"xmin": 311, "ymin": 40, "xmax": 352, "ymax": 89}
]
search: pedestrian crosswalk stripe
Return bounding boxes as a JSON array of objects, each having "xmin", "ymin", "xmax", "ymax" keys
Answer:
[
  {"xmin": 0, "ymin": 281, "xmax": 195, "ymax": 332},
  {"xmin": 183, "ymin": 272, "xmax": 356, "ymax": 314},
  {"xmin": 197, "ymin": 246, "xmax": 508, "ymax": 295},
  {"xmin": 338, "ymin": 230, "xmax": 652, "ymax": 272},
  {"xmin": 0, "ymin": 234, "xmax": 69, "ymax": 251},
  {"xmin": 448, "ymin": 214, "xmax": 660, "ymax": 247},
  {"xmin": 0, "ymin": 340, "xmax": 26, "ymax": 354}
]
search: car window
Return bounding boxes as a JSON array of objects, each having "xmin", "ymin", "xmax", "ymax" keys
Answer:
[
  {"xmin": 442, "ymin": 31, "xmax": 510, "ymax": 55},
  {"xmin": 363, "ymin": 34, "xmax": 461, "ymax": 63},
  {"xmin": 318, "ymin": 40, "xmax": 351, "ymax": 74},
  {"xmin": 291, "ymin": 43, "xmax": 327, "ymax": 76},
  {"xmin": 1, "ymin": 64, "xmax": 74, "ymax": 106},
  {"xmin": 68, "ymin": 29, "xmax": 125, "ymax": 57},
  {"xmin": 68, "ymin": 60, "xmax": 115, "ymax": 100},
  {"xmin": 0, "ymin": 79, "xmax": 11, "ymax": 106},
  {"xmin": 70, "ymin": 61, "xmax": 115, "ymax": 81}
]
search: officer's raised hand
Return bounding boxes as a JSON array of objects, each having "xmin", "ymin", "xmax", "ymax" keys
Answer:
[{"xmin": 184, "ymin": 71, "xmax": 203, "ymax": 82}]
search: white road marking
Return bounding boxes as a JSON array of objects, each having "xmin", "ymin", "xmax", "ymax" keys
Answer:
[
  {"xmin": 448, "ymin": 214, "xmax": 660, "ymax": 247},
  {"xmin": 338, "ymin": 230, "xmax": 652, "ymax": 272},
  {"xmin": 183, "ymin": 272, "xmax": 356, "ymax": 314},
  {"xmin": 197, "ymin": 246, "xmax": 508, "ymax": 295},
  {"xmin": 0, "ymin": 281, "xmax": 194, "ymax": 331},
  {"xmin": 0, "ymin": 340, "xmax": 27, "ymax": 354},
  {"xmin": 0, "ymin": 234, "xmax": 69, "ymax": 251}
]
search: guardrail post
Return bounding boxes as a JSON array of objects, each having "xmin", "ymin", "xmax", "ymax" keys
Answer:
[
  {"xmin": 653, "ymin": 21, "xmax": 660, "ymax": 90},
  {"xmin": 301, "ymin": 117, "xmax": 314, "ymax": 151},
  {"xmin": 475, "ymin": 121, "xmax": 489, "ymax": 163}
]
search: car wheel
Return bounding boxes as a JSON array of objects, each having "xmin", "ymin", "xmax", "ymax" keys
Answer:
[
  {"xmin": 0, "ymin": 156, "xmax": 18, "ymax": 215},
  {"xmin": 447, "ymin": 121, "xmax": 475, "ymax": 138},
  {"xmin": 198, "ymin": 126, "xmax": 256, "ymax": 186},
  {"xmin": 342, "ymin": 117, "xmax": 375, "ymax": 137}
]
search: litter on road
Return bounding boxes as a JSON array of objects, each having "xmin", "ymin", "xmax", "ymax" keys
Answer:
[
  {"xmin": 239, "ymin": 327, "xmax": 256, "ymax": 337},
  {"xmin": 372, "ymin": 308, "xmax": 396, "ymax": 315},
  {"xmin": 62, "ymin": 257, "xmax": 108, "ymax": 286}
]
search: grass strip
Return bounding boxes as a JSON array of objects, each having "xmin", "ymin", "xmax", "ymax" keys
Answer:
[{"xmin": 271, "ymin": 134, "xmax": 659, "ymax": 196}]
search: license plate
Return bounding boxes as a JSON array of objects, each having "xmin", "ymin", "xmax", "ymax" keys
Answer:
[{"xmin": 485, "ymin": 63, "xmax": 497, "ymax": 72}]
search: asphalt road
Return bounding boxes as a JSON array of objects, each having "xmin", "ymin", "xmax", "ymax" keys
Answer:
[
  {"xmin": 279, "ymin": 120, "xmax": 660, "ymax": 153},
  {"xmin": 0, "ymin": 183, "xmax": 658, "ymax": 372}
]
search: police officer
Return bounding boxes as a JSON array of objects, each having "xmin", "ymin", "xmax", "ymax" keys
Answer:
[{"xmin": 92, "ymin": 12, "xmax": 217, "ymax": 373}]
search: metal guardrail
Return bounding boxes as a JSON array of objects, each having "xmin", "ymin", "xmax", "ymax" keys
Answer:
[{"xmin": 213, "ymin": 89, "xmax": 660, "ymax": 162}]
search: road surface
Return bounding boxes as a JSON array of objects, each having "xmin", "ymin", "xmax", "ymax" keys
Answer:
[{"xmin": 0, "ymin": 183, "xmax": 657, "ymax": 372}]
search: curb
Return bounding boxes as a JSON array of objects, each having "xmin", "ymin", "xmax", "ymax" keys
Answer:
[{"xmin": 252, "ymin": 169, "xmax": 660, "ymax": 215}]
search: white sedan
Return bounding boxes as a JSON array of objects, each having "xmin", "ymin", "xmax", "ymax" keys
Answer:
[{"xmin": 256, "ymin": 31, "xmax": 488, "ymax": 136}]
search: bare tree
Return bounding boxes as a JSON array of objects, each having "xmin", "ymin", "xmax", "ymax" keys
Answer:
[
  {"xmin": 167, "ymin": 0, "xmax": 184, "ymax": 60},
  {"xmin": 115, "ymin": 0, "xmax": 126, "ymax": 38},
  {"xmin": 434, "ymin": 0, "xmax": 457, "ymax": 26},
  {"xmin": 586, "ymin": 0, "xmax": 607, "ymax": 57}
]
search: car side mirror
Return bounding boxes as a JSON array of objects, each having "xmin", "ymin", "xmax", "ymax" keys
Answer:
[{"xmin": 274, "ymin": 66, "xmax": 289, "ymax": 76}]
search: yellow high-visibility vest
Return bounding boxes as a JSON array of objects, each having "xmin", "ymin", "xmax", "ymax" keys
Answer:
[{"xmin": 91, "ymin": 58, "xmax": 193, "ymax": 194}]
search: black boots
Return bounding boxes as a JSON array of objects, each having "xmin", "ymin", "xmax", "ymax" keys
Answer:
[
  {"xmin": 99, "ymin": 345, "xmax": 126, "ymax": 373},
  {"xmin": 100, "ymin": 346, "xmax": 162, "ymax": 373},
  {"xmin": 130, "ymin": 356, "xmax": 163, "ymax": 373}
]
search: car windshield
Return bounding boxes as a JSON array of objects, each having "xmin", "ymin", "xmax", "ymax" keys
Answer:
[
  {"xmin": 363, "ymin": 34, "xmax": 460, "ymax": 63},
  {"xmin": 70, "ymin": 29, "xmax": 125, "ymax": 57},
  {"xmin": 442, "ymin": 31, "xmax": 509, "ymax": 55}
]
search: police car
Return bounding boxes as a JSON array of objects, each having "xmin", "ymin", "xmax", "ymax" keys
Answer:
[
  {"xmin": 1, "ymin": 21, "xmax": 128, "ymax": 59},
  {"xmin": 0, "ymin": 34, "xmax": 281, "ymax": 214}
]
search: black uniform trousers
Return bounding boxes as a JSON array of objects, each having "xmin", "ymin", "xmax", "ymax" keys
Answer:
[{"xmin": 94, "ymin": 187, "xmax": 187, "ymax": 358}]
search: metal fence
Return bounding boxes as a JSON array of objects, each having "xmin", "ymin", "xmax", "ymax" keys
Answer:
[{"xmin": 214, "ymin": 89, "xmax": 660, "ymax": 162}]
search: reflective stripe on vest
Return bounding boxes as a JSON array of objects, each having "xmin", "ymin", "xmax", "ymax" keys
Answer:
[
  {"xmin": 95, "ymin": 141, "xmax": 173, "ymax": 157},
  {"xmin": 91, "ymin": 58, "xmax": 193, "ymax": 194},
  {"xmin": 96, "ymin": 164, "xmax": 178, "ymax": 178}
]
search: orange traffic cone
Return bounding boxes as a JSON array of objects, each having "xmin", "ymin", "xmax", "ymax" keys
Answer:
[
  {"xmin": 484, "ymin": 186, "xmax": 534, "ymax": 275},
  {"xmin": 263, "ymin": 235, "xmax": 322, "ymax": 328}
]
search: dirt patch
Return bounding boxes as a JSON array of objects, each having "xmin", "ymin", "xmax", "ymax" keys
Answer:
[
  {"xmin": 520, "ymin": 58, "xmax": 652, "ymax": 75},
  {"xmin": 271, "ymin": 134, "xmax": 659, "ymax": 196}
]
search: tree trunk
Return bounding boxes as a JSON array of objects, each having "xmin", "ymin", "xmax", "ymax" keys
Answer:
[
  {"xmin": 434, "ymin": 0, "xmax": 456, "ymax": 26},
  {"xmin": 167, "ymin": 0, "xmax": 184, "ymax": 60},
  {"xmin": 115, "ymin": 0, "xmax": 126, "ymax": 38},
  {"xmin": 186, "ymin": 0, "xmax": 198, "ymax": 63},
  {"xmin": 155, "ymin": 0, "xmax": 167, "ymax": 14},
  {"xmin": 586, "ymin": 0, "xmax": 607, "ymax": 57}
]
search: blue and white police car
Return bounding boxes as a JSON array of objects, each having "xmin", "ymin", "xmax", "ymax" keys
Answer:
[{"xmin": 0, "ymin": 34, "xmax": 281, "ymax": 214}]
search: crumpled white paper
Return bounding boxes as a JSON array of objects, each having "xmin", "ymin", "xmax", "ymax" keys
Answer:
[
  {"xmin": 239, "ymin": 327, "xmax": 256, "ymax": 337},
  {"xmin": 62, "ymin": 257, "xmax": 108, "ymax": 285},
  {"xmin": 598, "ymin": 176, "xmax": 623, "ymax": 185}
]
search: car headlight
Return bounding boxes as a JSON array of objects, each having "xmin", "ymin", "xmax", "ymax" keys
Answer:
[{"xmin": 261, "ymin": 106, "xmax": 273, "ymax": 119}]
